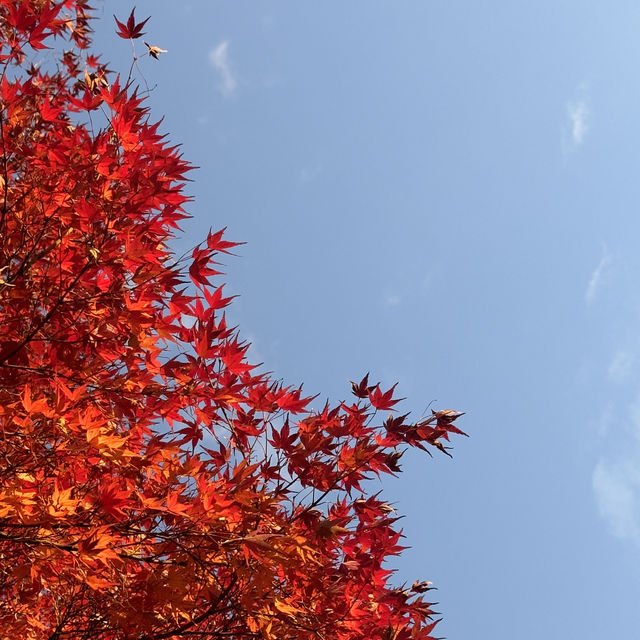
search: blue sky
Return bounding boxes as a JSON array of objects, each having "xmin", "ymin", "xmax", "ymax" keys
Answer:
[{"xmin": 91, "ymin": 3, "xmax": 640, "ymax": 637}]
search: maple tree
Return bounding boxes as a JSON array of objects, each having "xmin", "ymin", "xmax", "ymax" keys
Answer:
[{"xmin": 0, "ymin": 3, "xmax": 467, "ymax": 639}]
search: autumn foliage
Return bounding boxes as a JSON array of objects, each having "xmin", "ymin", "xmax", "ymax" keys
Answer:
[{"xmin": 0, "ymin": 3, "xmax": 466, "ymax": 639}]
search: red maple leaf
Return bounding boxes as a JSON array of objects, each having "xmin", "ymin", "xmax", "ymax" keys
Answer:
[
  {"xmin": 113, "ymin": 8, "xmax": 150, "ymax": 40},
  {"xmin": 368, "ymin": 383, "xmax": 404, "ymax": 411}
]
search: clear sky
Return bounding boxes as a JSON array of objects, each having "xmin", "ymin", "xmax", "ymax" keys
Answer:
[{"xmin": 91, "ymin": 2, "xmax": 640, "ymax": 637}]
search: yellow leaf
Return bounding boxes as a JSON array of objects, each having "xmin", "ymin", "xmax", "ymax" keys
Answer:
[
  {"xmin": 85, "ymin": 574, "xmax": 114, "ymax": 590},
  {"xmin": 144, "ymin": 41, "xmax": 168, "ymax": 59},
  {"xmin": 273, "ymin": 599, "xmax": 301, "ymax": 616}
]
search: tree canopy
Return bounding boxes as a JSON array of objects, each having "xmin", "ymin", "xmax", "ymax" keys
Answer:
[{"xmin": 0, "ymin": 3, "xmax": 466, "ymax": 639}]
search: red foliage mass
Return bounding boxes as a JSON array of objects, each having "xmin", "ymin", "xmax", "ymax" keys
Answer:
[{"xmin": 0, "ymin": 3, "xmax": 466, "ymax": 639}]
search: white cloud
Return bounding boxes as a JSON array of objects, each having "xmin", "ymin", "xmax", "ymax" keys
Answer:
[
  {"xmin": 628, "ymin": 394, "xmax": 640, "ymax": 442},
  {"xmin": 567, "ymin": 100, "xmax": 589, "ymax": 145},
  {"xmin": 593, "ymin": 460, "xmax": 640, "ymax": 541},
  {"xmin": 383, "ymin": 291, "xmax": 402, "ymax": 308},
  {"xmin": 585, "ymin": 247, "xmax": 610, "ymax": 305},
  {"xmin": 209, "ymin": 41, "xmax": 236, "ymax": 97},
  {"xmin": 609, "ymin": 350, "xmax": 635, "ymax": 384},
  {"xmin": 593, "ymin": 390, "xmax": 640, "ymax": 543}
]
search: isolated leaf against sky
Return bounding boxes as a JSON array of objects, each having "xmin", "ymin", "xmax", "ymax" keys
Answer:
[
  {"xmin": 113, "ymin": 8, "xmax": 149, "ymax": 40},
  {"xmin": 144, "ymin": 41, "xmax": 167, "ymax": 59}
]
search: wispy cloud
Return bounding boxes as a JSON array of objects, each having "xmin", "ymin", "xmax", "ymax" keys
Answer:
[
  {"xmin": 421, "ymin": 269, "xmax": 436, "ymax": 293},
  {"xmin": 567, "ymin": 100, "xmax": 589, "ymax": 145},
  {"xmin": 608, "ymin": 350, "xmax": 635, "ymax": 384},
  {"xmin": 593, "ymin": 459, "xmax": 640, "ymax": 542},
  {"xmin": 562, "ymin": 86, "xmax": 591, "ymax": 157},
  {"xmin": 209, "ymin": 41, "xmax": 236, "ymax": 97},
  {"xmin": 383, "ymin": 291, "xmax": 402, "ymax": 308},
  {"xmin": 593, "ymin": 389, "xmax": 640, "ymax": 543},
  {"xmin": 585, "ymin": 247, "xmax": 610, "ymax": 305}
]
